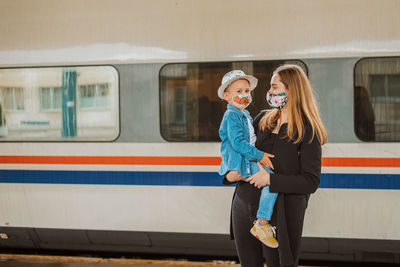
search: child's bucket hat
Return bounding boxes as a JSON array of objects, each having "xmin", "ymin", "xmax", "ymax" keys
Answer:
[{"xmin": 218, "ymin": 70, "xmax": 258, "ymax": 99}]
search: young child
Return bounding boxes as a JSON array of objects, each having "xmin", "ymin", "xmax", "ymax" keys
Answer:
[{"xmin": 218, "ymin": 70, "xmax": 279, "ymax": 248}]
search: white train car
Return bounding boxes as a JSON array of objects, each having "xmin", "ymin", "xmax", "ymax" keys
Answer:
[{"xmin": 0, "ymin": 0, "xmax": 399, "ymax": 264}]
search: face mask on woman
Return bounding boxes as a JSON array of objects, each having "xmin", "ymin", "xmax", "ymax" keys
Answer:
[
  {"xmin": 231, "ymin": 93, "xmax": 252, "ymax": 110},
  {"xmin": 266, "ymin": 91, "xmax": 287, "ymax": 109}
]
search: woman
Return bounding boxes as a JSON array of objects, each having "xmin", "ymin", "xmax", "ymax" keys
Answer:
[{"xmin": 224, "ymin": 64, "xmax": 327, "ymax": 267}]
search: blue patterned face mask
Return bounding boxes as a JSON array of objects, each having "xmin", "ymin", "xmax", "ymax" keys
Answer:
[{"xmin": 266, "ymin": 92, "xmax": 288, "ymax": 109}]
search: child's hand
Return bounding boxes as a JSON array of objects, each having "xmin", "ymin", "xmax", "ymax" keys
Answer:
[
  {"xmin": 260, "ymin": 153, "xmax": 275, "ymax": 170},
  {"xmin": 226, "ymin": 171, "xmax": 245, "ymax": 182}
]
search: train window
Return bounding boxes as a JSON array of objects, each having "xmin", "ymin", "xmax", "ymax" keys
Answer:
[
  {"xmin": 160, "ymin": 61, "xmax": 307, "ymax": 141},
  {"xmin": 0, "ymin": 66, "xmax": 119, "ymax": 141},
  {"xmin": 355, "ymin": 57, "xmax": 400, "ymax": 142}
]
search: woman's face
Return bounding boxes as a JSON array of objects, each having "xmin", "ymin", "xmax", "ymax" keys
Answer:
[{"xmin": 269, "ymin": 73, "xmax": 287, "ymax": 94}]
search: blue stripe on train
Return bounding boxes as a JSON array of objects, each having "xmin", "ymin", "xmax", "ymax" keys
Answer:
[{"xmin": 0, "ymin": 170, "xmax": 399, "ymax": 189}]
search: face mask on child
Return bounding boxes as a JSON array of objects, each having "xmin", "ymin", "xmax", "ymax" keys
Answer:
[
  {"xmin": 266, "ymin": 91, "xmax": 288, "ymax": 109},
  {"xmin": 231, "ymin": 93, "xmax": 252, "ymax": 110}
]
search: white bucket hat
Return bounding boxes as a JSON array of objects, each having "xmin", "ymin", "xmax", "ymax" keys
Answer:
[{"xmin": 217, "ymin": 70, "xmax": 258, "ymax": 99}]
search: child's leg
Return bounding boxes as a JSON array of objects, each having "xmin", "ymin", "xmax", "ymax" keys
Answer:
[
  {"xmin": 249, "ymin": 162, "xmax": 277, "ymax": 223},
  {"xmin": 258, "ymin": 218, "xmax": 268, "ymax": 226},
  {"xmin": 256, "ymin": 186, "xmax": 278, "ymax": 223},
  {"xmin": 250, "ymin": 186, "xmax": 279, "ymax": 248}
]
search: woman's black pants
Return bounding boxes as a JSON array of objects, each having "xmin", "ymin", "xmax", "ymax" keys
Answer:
[{"xmin": 231, "ymin": 193, "xmax": 306, "ymax": 267}]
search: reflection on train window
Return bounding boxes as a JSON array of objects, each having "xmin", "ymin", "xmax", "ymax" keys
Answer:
[
  {"xmin": 0, "ymin": 66, "xmax": 119, "ymax": 141},
  {"xmin": 160, "ymin": 61, "xmax": 307, "ymax": 141},
  {"xmin": 355, "ymin": 57, "xmax": 400, "ymax": 142}
]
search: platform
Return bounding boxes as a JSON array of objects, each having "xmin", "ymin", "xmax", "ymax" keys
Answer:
[{"xmin": 0, "ymin": 254, "xmax": 240, "ymax": 267}]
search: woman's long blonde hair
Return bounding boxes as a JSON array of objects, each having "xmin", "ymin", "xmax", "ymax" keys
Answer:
[{"xmin": 259, "ymin": 64, "xmax": 327, "ymax": 145}]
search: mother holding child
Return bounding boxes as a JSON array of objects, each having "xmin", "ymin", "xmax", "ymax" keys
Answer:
[{"xmin": 218, "ymin": 65, "xmax": 327, "ymax": 267}]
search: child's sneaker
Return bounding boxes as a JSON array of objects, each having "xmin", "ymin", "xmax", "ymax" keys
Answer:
[{"xmin": 250, "ymin": 222, "xmax": 279, "ymax": 248}]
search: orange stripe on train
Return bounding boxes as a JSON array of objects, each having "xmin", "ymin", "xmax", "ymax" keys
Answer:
[
  {"xmin": 0, "ymin": 156, "xmax": 221, "ymax": 166},
  {"xmin": 0, "ymin": 156, "xmax": 399, "ymax": 167},
  {"xmin": 322, "ymin": 157, "xmax": 400, "ymax": 168}
]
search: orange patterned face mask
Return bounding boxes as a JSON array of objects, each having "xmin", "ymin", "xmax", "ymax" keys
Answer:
[{"xmin": 232, "ymin": 94, "xmax": 251, "ymax": 110}]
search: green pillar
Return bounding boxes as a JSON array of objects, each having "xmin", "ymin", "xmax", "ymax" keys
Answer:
[{"xmin": 62, "ymin": 68, "xmax": 77, "ymax": 137}]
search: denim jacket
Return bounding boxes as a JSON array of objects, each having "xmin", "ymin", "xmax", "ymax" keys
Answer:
[{"xmin": 219, "ymin": 104, "xmax": 264, "ymax": 177}]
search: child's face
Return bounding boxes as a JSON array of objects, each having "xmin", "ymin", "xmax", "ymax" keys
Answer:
[{"xmin": 223, "ymin": 79, "xmax": 251, "ymax": 109}]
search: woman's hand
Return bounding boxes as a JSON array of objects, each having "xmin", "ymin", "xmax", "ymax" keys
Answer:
[
  {"xmin": 226, "ymin": 170, "xmax": 245, "ymax": 182},
  {"xmin": 259, "ymin": 153, "xmax": 275, "ymax": 170},
  {"xmin": 246, "ymin": 163, "xmax": 271, "ymax": 188}
]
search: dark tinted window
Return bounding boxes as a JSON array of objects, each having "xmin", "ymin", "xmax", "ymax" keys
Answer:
[
  {"xmin": 354, "ymin": 57, "xmax": 400, "ymax": 142},
  {"xmin": 160, "ymin": 61, "xmax": 306, "ymax": 141}
]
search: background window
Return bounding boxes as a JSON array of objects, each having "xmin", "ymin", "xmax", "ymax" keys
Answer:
[
  {"xmin": 80, "ymin": 83, "xmax": 109, "ymax": 109},
  {"xmin": 354, "ymin": 57, "xmax": 400, "ymax": 141},
  {"xmin": 40, "ymin": 87, "xmax": 62, "ymax": 110},
  {"xmin": 160, "ymin": 61, "xmax": 307, "ymax": 141},
  {"xmin": 0, "ymin": 87, "xmax": 24, "ymax": 111}
]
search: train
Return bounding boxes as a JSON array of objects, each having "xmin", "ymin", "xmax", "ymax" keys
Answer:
[{"xmin": 0, "ymin": 0, "xmax": 399, "ymax": 264}]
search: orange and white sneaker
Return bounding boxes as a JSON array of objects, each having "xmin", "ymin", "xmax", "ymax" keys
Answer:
[{"xmin": 250, "ymin": 222, "xmax": 279, "ymax": 248}]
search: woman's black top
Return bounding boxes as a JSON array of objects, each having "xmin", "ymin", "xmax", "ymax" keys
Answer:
[{"xmin": 224, "ymin": 110, "xmax": 322, "ymax": 265}]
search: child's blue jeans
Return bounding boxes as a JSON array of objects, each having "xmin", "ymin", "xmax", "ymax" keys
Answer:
[{"xmin": 250, "ymin": 162, "xmax": 278, "ymax": 221}]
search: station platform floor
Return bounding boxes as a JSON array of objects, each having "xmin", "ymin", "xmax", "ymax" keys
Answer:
[
  {"xmin": 0, "ymin": 254, "xmax": 323, "ymax": 267},
  {"xmin": 0, "ymin": 254, "xmax": 240, "ymax": 267}
]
